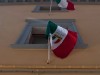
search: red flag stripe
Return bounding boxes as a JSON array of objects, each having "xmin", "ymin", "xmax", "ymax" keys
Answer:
[
  {"xmin": 67, "ymin": 0, "xmax": 75, "ymax": 10},
  {"xmin": 53, "ymin": 30, "xmax": 77, "ymax": 58}
]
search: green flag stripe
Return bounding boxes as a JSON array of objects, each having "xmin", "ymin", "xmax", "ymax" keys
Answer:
[
  {"xmin": 46, "ymin": 21, "xmax": 57, "ymax": 38},
  {"xmin": 56, "ymin": 0, "xmax": 61, "ymax": 4},
  {"xmin": 49, "ymin": 21, "xmax": 57, "ymax": 34},
  {"xmin": 46, "ymin": 22, "xmax": 50, "ymax": 38}
]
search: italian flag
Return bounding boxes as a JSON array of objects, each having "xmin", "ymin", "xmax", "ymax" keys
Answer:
[
  {"xmin": 46, "ymin": 21, "xmax": 77, "ymax": 58},
  {"xmin": 55, "ymin": 0, "xmax": 75, "ymax": 10}
]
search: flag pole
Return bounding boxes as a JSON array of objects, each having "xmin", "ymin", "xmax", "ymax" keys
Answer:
[
  {"xmin": 47, "ymin": 34, "xmax": 52, "ymax": 64},
  {"xmin": 47, "ymin": 35, "xmax": 50, "ymax": 64},
  {"xmin": 49, "ymin": 0, "xmax": 53, "ymax": 16},
  {"xmin": 47, "ymin": 0, "xmax": 53, "ymax": 64}
]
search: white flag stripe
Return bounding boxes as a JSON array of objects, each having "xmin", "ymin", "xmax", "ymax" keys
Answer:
[
  {"xmin": 58, "ymin": 0, "xmax": 68, "ymax": 8},
  {"xmin": 51, "ymin": 26, "xmax": 68, "ymax": 50},
  {"xmin": 52, "ymin": 37, "xmax": 58, "ymax": 43}
]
